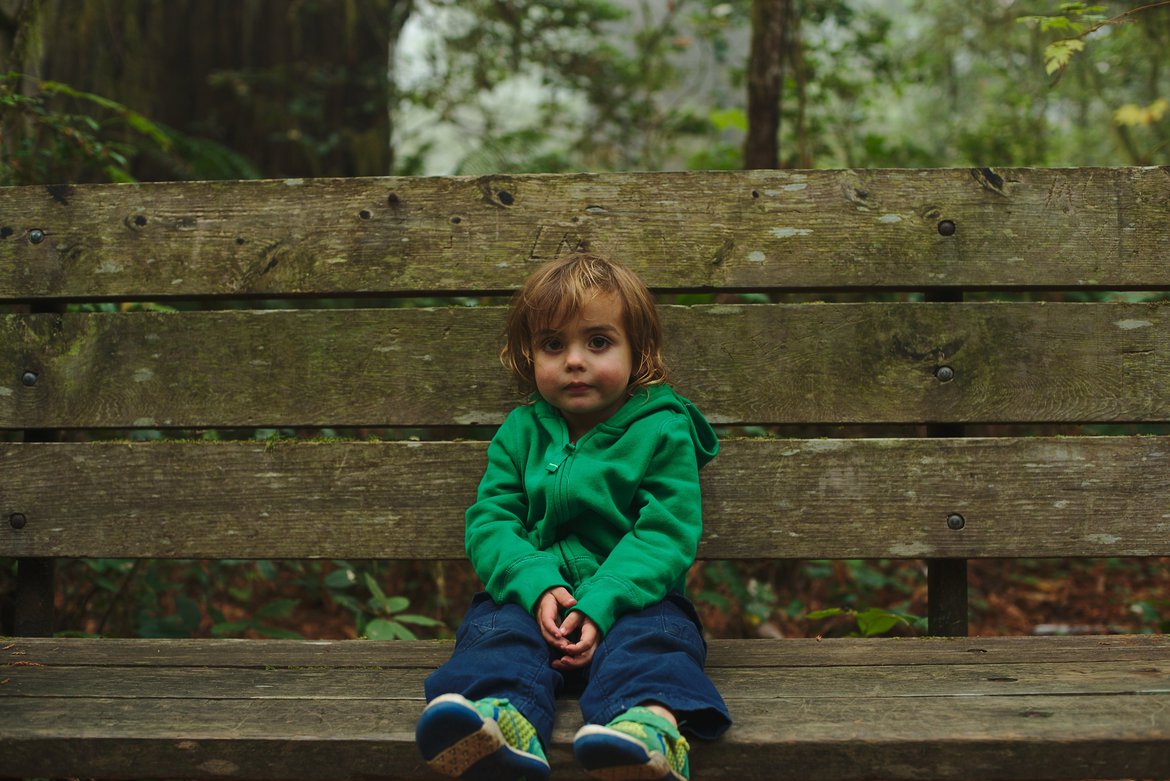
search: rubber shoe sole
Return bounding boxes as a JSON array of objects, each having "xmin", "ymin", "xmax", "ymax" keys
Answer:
[
  {"xmin": 416, "ymin": 694, "xmax": 550, "ymax": 781},
  {"xmin": 573, "ymin": 724, "xmax": 686, "ymax": 781}
]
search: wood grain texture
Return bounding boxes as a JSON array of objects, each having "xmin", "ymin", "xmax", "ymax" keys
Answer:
[
  {"xmin": 3, "ymin": 436, "xmax": 1170, "ymax": 560},
  {"xmin": 3, "ymin": 658, "xmax": 1164, "ymax": 701},
  {"xmin": 2, "ymin": 637, "xmax": 1168, "ymax": 781},
  {"xmin": 2, "ymin": 167, "xmax": 1169, "ymax": 301},
  {"xmin": 7, "ymin": 635, "xmax": 1167, "ymax": 669},
  {"xmin": 4, "ymin": 301, "xmax": 1170, "ymax": 429}
]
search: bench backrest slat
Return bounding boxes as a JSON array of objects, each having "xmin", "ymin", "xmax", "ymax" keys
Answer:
[
  {"xmin": 2, "ymin": 168, "xmax": 1169, "ymax": 301},
  {"xmin": 3, "ymin": 302, "xmax": 1169, "ymax": 429},
  {"xmin": 3, "ymin": 436, "xmax": 1168, "ymax": 560}
]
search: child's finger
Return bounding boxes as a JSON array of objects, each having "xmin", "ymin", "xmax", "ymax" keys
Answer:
[
  {"xmin": 536, "ymin": 591, "xmax": 567, "ymax": 645},
  {"xmin": 551, "ymin": 643, "xmax": 596, "ymax": 670},
  {"xmin": 560, "ymin": 639, "xmax": 590, "ymax": 655},
  {"xmin": 558, "ymin": 610, "xmax": 582, "ymax": 637},
  {"xmin": 551, "ymin": 587, "xmax": 577, "ymax": 610}
]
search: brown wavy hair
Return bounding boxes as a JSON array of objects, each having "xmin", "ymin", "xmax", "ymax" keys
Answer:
[{"xmin": 501, "ymin": 252, "xmax": 667, "ymax": 396}]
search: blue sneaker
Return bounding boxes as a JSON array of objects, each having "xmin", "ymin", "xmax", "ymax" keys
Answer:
[
  {"xmin": 416, "ymin": 693, "xmax": 550, "ymax": 781},
  {"xmin": 573, "ymin": 707, "xmax": 690, "ymax": 781}
]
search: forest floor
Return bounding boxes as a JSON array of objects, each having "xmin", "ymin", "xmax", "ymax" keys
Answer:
[
  {"xmin": 690, "ymin": 557, "xmax": 1170, "ymax": 639},
  {"xmin": 34, "ymin": 555, "xmax": 1168, "ymax": 640},
  {"xmin": 168, "ymin": 556, "xmax": 1170, "ymax": 641}
]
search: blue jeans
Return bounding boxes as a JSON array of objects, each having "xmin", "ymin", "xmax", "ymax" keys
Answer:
[{"xmin": 424, "ymin": 592, "xmax": 732, "ymax": 749}]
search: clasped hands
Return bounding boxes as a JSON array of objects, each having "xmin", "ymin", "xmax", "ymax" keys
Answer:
[{"xmin": 537, "ymin": 586, "xmax": 599, "ymax": 671}]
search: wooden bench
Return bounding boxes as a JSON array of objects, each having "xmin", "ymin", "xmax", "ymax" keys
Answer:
[{"xmin": 2, "ymin": 167, "xmax": 1169, "ymax": 780}]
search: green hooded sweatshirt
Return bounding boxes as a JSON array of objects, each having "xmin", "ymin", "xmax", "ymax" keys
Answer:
[{"xmin": 465, "ymin": 383, "xmax": 719, "ymax": 637}]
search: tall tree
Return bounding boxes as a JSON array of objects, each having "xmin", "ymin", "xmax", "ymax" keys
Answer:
[
  {"xmin": 743, "ymin": 0, "xmax": 786, "ymax": 169},
  {"xmin": 743, "ymin": 0, "xmax": 806, "ymax": 169},
  {"xmin": 26, "ymin": 0, "xmax": 412, "ymax": 180},
  {"xmin": 0, "ymin": 0, "xmax": 44, "ymax": 171}
]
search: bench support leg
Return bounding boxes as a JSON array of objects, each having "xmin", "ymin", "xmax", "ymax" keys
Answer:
[
  {"xmin": 927, "ymin": 558, "xmax": 968, "ymax": 636},
  {"xmin": 14, "ymin": 558, "xmax": 55, "ymax": 637}
]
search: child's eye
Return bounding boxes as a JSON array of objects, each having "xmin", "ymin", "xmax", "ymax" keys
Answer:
[
  {"xmin": 588, "ymin": 336, "xmax": 611, "ymax": 349},
  {"xmin": 541, "ymin": 338, "xmax": 564, "ymax": 352}
]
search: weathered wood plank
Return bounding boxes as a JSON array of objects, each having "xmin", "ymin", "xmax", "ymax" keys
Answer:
[
  {"xmin": 4, "ymin": 301, "xmax": 1170, "ymax": 429},
  {"xmin": 1, "ymin": 693, "xmax": 1167, "ymax": 780},
  {"xmin": 6, "ymin": 635, "xmax": 1168, "ymax": 670},
  {"xmin": 3, "ymin": 437, "xmax": 1169, "ymax": 560},
  {"xmin": 2, "ymin": 168, "xmax": 1169, "ymax": 300},
  {"xmin": 4, "ymin": 659, "xmax": 1165, "ymax": 700}
]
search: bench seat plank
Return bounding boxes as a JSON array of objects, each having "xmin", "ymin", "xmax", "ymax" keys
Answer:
[
  {"xmin": 4, "ymin": 301, "xmax": 1170, "ymax": 429},
  {"xmin": 4, "ymin": 657, "xmax": 1166, "ymax": 701},
  {"xmin": 5, "ymin": 437, "xmax": 1170, "ymax": 561},
  {"xmin": 8, "ymin": 635, "xmax": 1168, "ymax": 668},
  {"xmin": 2, "ymin": 637, "xmax": 1167, "ymax": 781}
]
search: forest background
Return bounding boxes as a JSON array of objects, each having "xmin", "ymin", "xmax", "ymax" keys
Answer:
[{"xmin": 1, "ymin": 0, "xmax": 1168, "ymax": 642}]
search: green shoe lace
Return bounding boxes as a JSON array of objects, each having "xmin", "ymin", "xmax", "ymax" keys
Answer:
[
  {"xmin": 473, "ymin": 697, "xmax": 547, "ymax": 763},
  {"xmin": 606, "ymin": 707, "xmax": 691, "ymax": 780}
]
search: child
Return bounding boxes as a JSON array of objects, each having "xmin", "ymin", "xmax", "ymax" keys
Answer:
[{"xmin": 415, "ymin": 252, "xmax": 730, "ymax": 781}]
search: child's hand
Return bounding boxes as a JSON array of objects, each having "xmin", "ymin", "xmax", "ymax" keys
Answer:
[
  {"xmin": 550, "ymin": 611, "xmax": 599, "ymax": 671},
  {"xmin": 536, "ymin": 586, "xmax": 577, "ymax": 647}
]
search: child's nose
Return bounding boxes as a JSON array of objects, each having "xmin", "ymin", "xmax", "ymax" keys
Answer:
[{"xmin": 565, "ymin": 344, "xmax": 587, "ymax": 368}]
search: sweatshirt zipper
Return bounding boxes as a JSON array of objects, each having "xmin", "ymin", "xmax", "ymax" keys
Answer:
[
  {"xmin": 545, "ymin": 440, "xmax": 576, "ymax": 526},
  {"xmin": 545, "ymin": 441, "xmax": 575, "ymax": 472}
]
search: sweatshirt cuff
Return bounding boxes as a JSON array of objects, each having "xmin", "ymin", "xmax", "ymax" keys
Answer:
[
  {"xmin": 495, "ymin": 554, "xmax": 570, "ymax": 615},
  {"xmin": 571, "ymin": 588, "xmax": 624, "ymax": 638}
]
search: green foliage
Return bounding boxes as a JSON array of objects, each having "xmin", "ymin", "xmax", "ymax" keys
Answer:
[
  {"xmin": 1130, "ymin": 599, "xmax": 1170, "ymax": 634},
  {"xmin": 397, "ymin": 0, "xmax": 750, "ymax": 174},
  {"xmin": 325, "ymin": 564, "xmax": 447, "ymax": 641},
  {"xmin": 52, "ymin": 559, "xmax": 307, "ymax": 639},
  {"xmin": 0, "ymin": 72, "xmax": 258, "ymax": 185},
  {"xmin": 806, "ymin": 606, "xmax": 923, "ymax": 638},
  {"xmin": 1017, "ymin": 3, "xmax": 1107, "ymax": 76},
  {"xmin": 695, "ymin": 561, "xmax": 780, "ymax": 630},
  {"xmin": 38, "ymin": 558, "xmax": 448, "ymax": 641},
  {"xmin": 0, "ymin": 72, "xmax": 156, "ymax": 184}
]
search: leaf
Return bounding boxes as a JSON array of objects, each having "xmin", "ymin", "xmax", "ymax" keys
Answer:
[
  {"xmin": 364, "ymin": 618, "xmax": 417, "ymax": 641},
  {"xmin": 396, "ymin": 613, "xmax": 444, "ymax": 627},
  {"xmin": 330, "ymin": 593, "xmax": 365, "ymax": 614},
  {"xmin": 856, "ymin": 607, "xmax": 907, "ymax": 636},
  {"xmin": 855, "ymin": 608, "xmax": 908, "ymax": 637},
  {"xmin": 1044, "ymin": 39, "xmax": 1085, "ymax": 75},
  {"xmin": 39, "ymin": 80, "xmax": 121, "ymax": 110},
  {"xmin": 1017, "ymin": 15, "xmax": 1078, "ymax": 33},
  {"xmin": 806, "ymin": 607, "xmax": 847, "ymax": 620},
  {"xmin": 124, "ymin": 111, "xmax": 173, "ymax": 150},
  {"xmin": 1114, "ymin": 98, "xmax": 1169, "ymax": 127},
  {"xmin": 325, "ymin": 568, "xmax": 357, "ymax": 589},
  {"xmin": 372, "ymin": 595, "xmax": 410, "ymax": 615},
  {"xmin": 211, "ymin": 620, "xmax": 252, "ymax": 637},
  {"xmin": 363, "ymin": 573, "xmax": 387, "ymax": 603},
  {"xmin": 709, "ymin": 107, "xmax": 747, "ymax": 132}
]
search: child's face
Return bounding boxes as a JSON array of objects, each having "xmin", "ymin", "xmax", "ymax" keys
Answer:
[{"xmin": 533, "ymin": 290, "xmax": 633, "ymax": 439}]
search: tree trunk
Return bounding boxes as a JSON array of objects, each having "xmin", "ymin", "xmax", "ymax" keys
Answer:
[
  {"xmin": 1, "ymin": 0, "xmax": 43, "ymax": 74},
  {"xmin": 744, "ymin": 0, "xmax": 789, "ymax": 170},
  {"xmin": 385, "ymin": 0, "xmax": 413, "ymax": 174},
  {"xmin": 32, "ymin": 0, "xmax": 413, "ymax": 180},
  {"xmin": 0, "ymin": 0, "xmax": 44, "ymax": 181}
]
